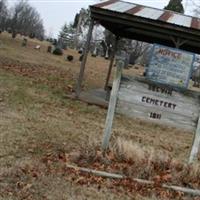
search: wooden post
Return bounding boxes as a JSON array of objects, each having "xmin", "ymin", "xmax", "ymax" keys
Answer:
[
  {"xmin": 66, "ymin": 164, "xmax": 200, "ymax": 196},
  {"xmin": 104, "ymin": 37, "xmax": 119, "ymax": 90},
  {"xmin": 102, "ymin": 58, "xmax": 124, "ymax": 151},
  {"xmin": 75, "ymin": 19, "xmax": 94, "ymax": 97},
  {"xmin": 189, "ymin": 115, "xmax": 200, "ymax": 163}
]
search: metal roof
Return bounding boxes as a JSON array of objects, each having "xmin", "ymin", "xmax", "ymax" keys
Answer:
[
  {"xmin": 94, "ymin": 0, "xmax": 200, "ymax": 30},
  {"xmin": 90, "ymin": 0, "xmax": 200, "ymax": 54}
]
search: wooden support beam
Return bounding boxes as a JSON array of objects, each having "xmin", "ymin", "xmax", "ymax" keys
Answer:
[
  {"xmin": 189, "ymin": 114, "xmax": 200, "ymax": 163},
  {"xmin": 66, "ymin": 164, "xmax": 200, "ymax": 196},
  {"xmin": 75, "ymin": 19, "xmax": 94, "ymax": 97},
  {"xmin": 102, "ymin": 58, "xmax": 124, "ymax": 151},
  {"xmin": 170, "ymin": 36, "xmax": 188, "ymax": 48},
  {"xmin": 104, "ymin": 36, "xmax": 119, "ymax": 90}
]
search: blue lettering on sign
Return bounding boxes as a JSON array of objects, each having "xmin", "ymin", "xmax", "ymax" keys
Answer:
[{"xmin": 147, "ymin": 44, "xmax": 195, "ymax": 89}]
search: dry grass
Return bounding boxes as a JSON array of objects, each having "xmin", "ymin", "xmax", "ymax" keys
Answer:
[
  {"xmin": 112, "ymin": 138, "xmax": 200, "ymax": 188},
  {"xmin": 114, "ymin": 137, "xmax": 146, "ymax": 163},
  {"xmin": 0, "ymin": 32, "xmax": 111, "ymax": 90},
  {"xmin": 0, "ymin": 32, "xmax": 199, "ymax": 199},
  {"xmin": 72, "ymin": 137, "xmax": 200, "ymax": 198},
  {"xmin": 112, "ymin": 137, "xmax": 172, "ymax": 170}
]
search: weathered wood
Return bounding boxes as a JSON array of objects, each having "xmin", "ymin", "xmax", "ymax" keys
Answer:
[
  {"xmin": 104, "ymin": 36, "xmax": 119, "ymax": 90},
  {"xmin": 121, "ymin": 76, "xmax": 200, "ymax": 104},
  {"xmin": 102, "ymin": 59, "xmax": 123, "ymax": 151},
  {"xmin": 65, "ymin": 89, "xmax": 108, "ymax": 108},
  {"xmin": 75, "ymin": 19, "xmax": 94, "ymax": 97},
  {"xmin": 66, "ymin": 164, "xmax": 124, "ymax": 179},
  {"xmin": 90, "ymin": 7, "xmax": 200, "ymax": 56},
  {"xmin": 118, "ymin": 90, "xmax": 198, "ymax": 118},
  {"xmin": 66, "ymin": 164, "xmax": 200, "ymax": 196},
  {"xmin": 189, "ymin": 116, "xmax": 200, "ymax": 163},
  {"xmin": 162, "ymin": 184, "xmax": 200, "ymax": 196},
  {"xmin": 117, "ymin": 101, "xmax": 197, "ymax": 131},
  {"xmin": 116, "ymin": 75, "xmax": 200, "ymax": 131}
]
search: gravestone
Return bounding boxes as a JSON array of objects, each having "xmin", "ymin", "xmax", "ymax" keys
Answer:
[
  {"xmin": 47, "ymin": 46, "xmax": 52, "ymax": 53},
  {"xmin": 52, "ymin": 47, "xmax": 63, "ymax": 55},
  {"xmin": 22, "ymin": 38, "xmax": 27, "ymax": 47},
  {"xmin": 92, "ymin": 47, "xmax": 97, "ymax": 57},
  {"xmin": 66, "ymin": 55, "xmax": 74, "ymax": 62},
  {"xmin": 0, "ymin": 40, "xmax": 3, "ymax": 48},
  {"xmin": 34, "ymin": 45, "xmax": 41, "ymax": 50},
  {"xmin": 12, "ymin": 31, "xmax": 16, "ymax": 39},
  {"xmin": 52, "ymin": 38, "xmax": 63, "ymax": 55},
  {"xmin": 79, "ymin": 54, "xmax": 84, "ymax": 62}
]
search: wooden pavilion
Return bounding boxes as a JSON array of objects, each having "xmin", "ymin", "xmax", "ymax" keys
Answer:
[{"xmin": 74, "ymin": 0, "xmax": 200, "ymax": 106}]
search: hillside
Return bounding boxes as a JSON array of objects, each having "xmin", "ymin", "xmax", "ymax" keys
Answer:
[{"xmin": 0, "ymin": 32, "xmax": 199, "ymax": 200}]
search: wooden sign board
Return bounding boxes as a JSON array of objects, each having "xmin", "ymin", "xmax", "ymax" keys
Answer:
[
  {"xmin": 102, "ymin": 59, "xmax": 200, "ymax": 163},
  {"xmin": 117, "ymin": 76, "xmax": 200, "ymax": 132},
  {"xmin": 147, "ymin": 45, "xmax": 195, "ymax": 89}
]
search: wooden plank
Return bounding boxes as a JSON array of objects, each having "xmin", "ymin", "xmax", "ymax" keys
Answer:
[
  {"xmin": 119, "ymin": 87, "xmax": 199, "ymax": 113},
  {"xmin": 102, "ymin": 59, "xmax": 123, "ymax": 151},
  {"xmin": 120, "ymin": 76, "xmax": 200, "ymax": 107},
  {"xmin": 104, "ymin": 36, "xmax": 119, "ymax": 90},
  {"xmin": 118, "ymin": 90, "xmax": 199, "ymax": 118},
  {"xmin": 116, "ymin": 101, "xmax": 197, "ymax": 131},
  {"xmin": 115, "ymin": 75, "xmax": 200, "ymax": 132},
  {"xmin": 121, "ymin": 76, "xmax": 200, "ymax": 104},
  {"xmin": 119, "ymin": 85, "xmax": 199, "ymax": 106},
  {"xmin": 189, "ymin": 116, "xmax": 200, "ymax": 163},
  {"xmin": 66, "ymin": 164, "xmax": 200, "ymax": 196}
]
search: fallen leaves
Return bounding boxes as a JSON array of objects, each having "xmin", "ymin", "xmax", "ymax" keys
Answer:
[
  {"xmin": 1, "ymin": 147, "xmax": 199, "ymax": 200},
  {"xmin": 1, "ymin": 62, "xmax": 74, "ymax": 94}
]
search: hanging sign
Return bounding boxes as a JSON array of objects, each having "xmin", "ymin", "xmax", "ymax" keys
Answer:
[{"xmin": 147, "ymin": 44, "xmax": 195, "ymax": 89}]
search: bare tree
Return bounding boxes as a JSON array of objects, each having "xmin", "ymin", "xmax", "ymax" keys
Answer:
[
  {"xmin": 9, "ymin": 0, "xmax": 44, "ymax": 39},
  {"xmin": 59, "ymin": 22, "xmax": 75, "ymax": 49},
  {"xmin": 0, "ymin": 0, "xmax": 9, "ymax": 31},
  {"xmin": 73, "ymin": 8, "xmax": 90, "ymax": 49}
]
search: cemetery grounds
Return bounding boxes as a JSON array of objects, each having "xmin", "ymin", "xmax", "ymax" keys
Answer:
[{"xmin": 1, "ymin": 32, "xmax": 200, "ymax": 200}]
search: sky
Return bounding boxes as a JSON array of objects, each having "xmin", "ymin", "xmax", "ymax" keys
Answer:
[{"xmin": 7, "ymin": 0, "xmax": 196, "ymax": 38}]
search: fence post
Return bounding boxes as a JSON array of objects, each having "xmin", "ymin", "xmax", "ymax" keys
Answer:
[
  {"xmin": 102, "ymin": 58, "xmax": 124, "ymax": 151},
  {"xmin": 189, "ymin": 114, "xmax": 200, "ymax": 163}
]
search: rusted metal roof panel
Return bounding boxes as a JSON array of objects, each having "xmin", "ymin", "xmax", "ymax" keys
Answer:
[
  {"xmin": 126, "ymin": 5, "xmax": 143, "ymax": 15},
  {"xmin": 92, "ymin": 0, "xmax": 200, "ymax": 31},
  {"xmin": 191, "ymin": 18, "xmax": 200, "ymax": 29},
  {"xmin": 158, "ymin": 11, "xmax": 173, "ymax": 21}
]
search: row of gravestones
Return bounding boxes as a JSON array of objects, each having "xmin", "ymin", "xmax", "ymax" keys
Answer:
[
  {"xmin": 0, "ymin": 30, "xmax": 83, "ymax": 63},
  {"xmin": 0, "ymin": 30, "xmax": 145, "ymax": 66},
  {"xmin": 0, "ymin": 29, "xmax": 40, "ymax": 40},
  {"xmin": 88, "ymin": 42, "xmax": 149, "ymax": 68},
  {"xmin": 3, "ymin": 28, "xmax": 199, "ymax": 88},
  {"xmin": 0, "ymin": 29, "xmax": 149, "ymax": 68},
  {"xmin": 47, "ymin": 45, "xmax": 74, "ymax": 61},
  {"xmin": 88, "ymin": 45, "xmax": 144, "ymax": 68}
]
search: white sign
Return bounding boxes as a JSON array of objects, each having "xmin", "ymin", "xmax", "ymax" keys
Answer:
[{"xmin": 117, "ymin": 76, "xmax": 200, "ymax": 131}]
